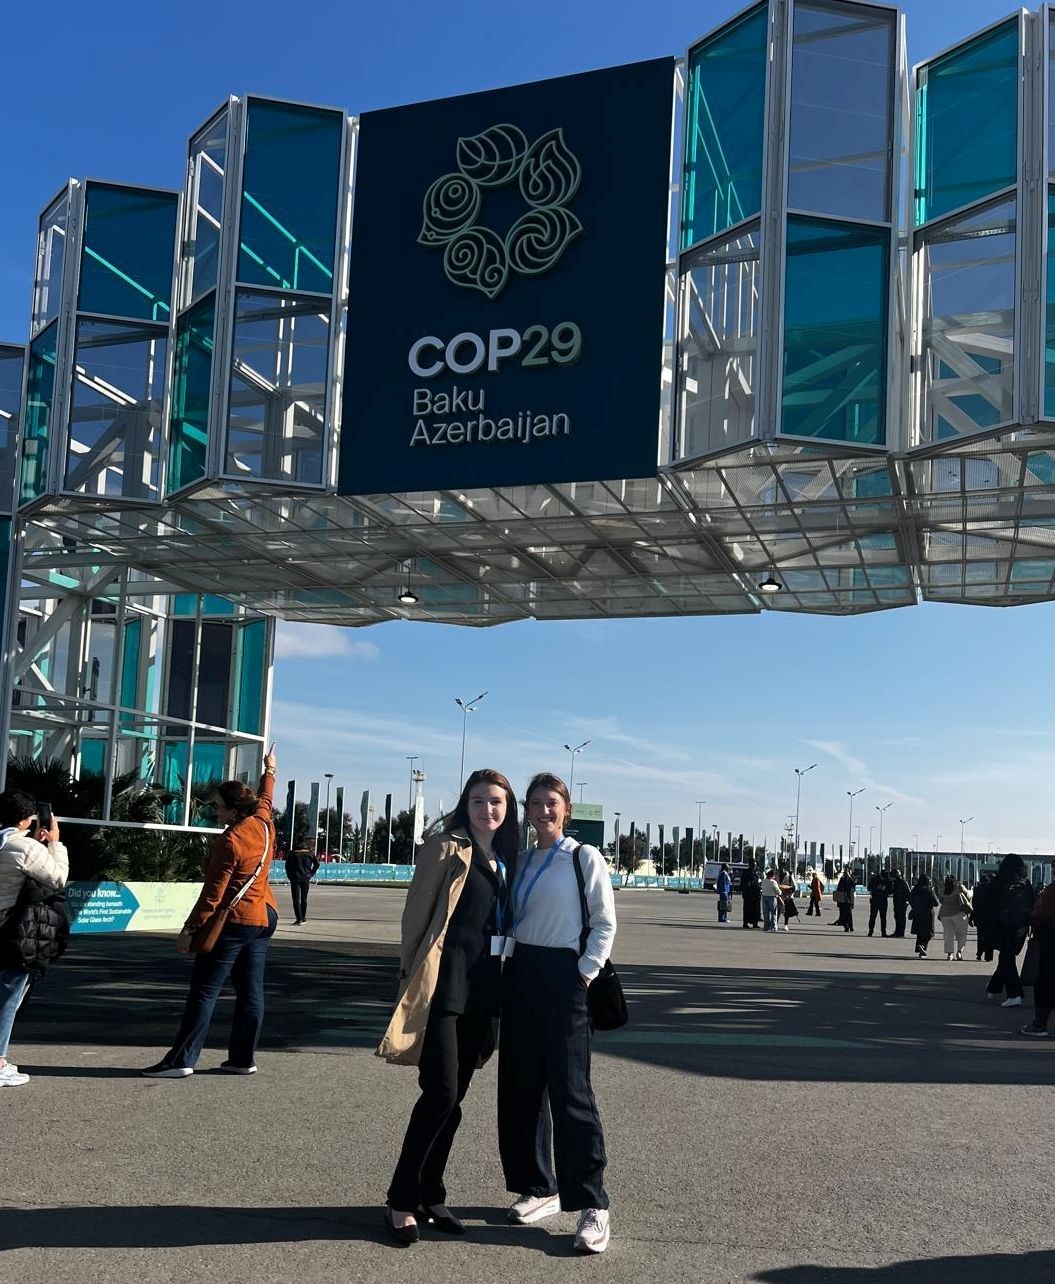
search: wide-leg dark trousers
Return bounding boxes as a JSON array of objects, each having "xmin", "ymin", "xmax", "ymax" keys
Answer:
[
  {"xmin": 387, "ymin": 1004, "xmax": 494, "ymax": 1210},
  {"xmin": 498, "ymin": 944, "xmax": 608, "ymax": 1212}
]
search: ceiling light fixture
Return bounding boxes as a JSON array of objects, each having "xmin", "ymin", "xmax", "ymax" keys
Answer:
[{"xmin": 758, "ymin": 572, "xmax": 782, "ymax": 593}]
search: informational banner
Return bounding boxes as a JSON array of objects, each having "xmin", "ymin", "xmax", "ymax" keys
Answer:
[
  {"xmin": 284, "ymin": 779, "xmax": 296, "ymax": 852},
  {"xmin": 270, "ymin": 861, "xmax": 414, "ymax": 884},
  {"xmin": 308, "ymin": 782, "xmax": 320, "ymax": 855},
  {"xmin": 334, "ymin": 785, "xmax": 345, "ymax": 857},
  {"xmin": 340, "ymin": 58, "xmax": 675, "ymax": 494},
  {"xmin": 67, "ymin": 881, "xmax": 202, "ymax": 934}
]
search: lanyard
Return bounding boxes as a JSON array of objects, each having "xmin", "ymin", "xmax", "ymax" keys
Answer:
[
  {"xmin": 512, "ymin": 838, "xmax": 564, "ymax": 935},
  {"xmin": 494, "ymin": 858, "xmax": 508, "ymax": 934}
]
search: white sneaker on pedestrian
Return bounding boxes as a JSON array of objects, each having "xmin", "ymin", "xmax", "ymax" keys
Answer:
[
  {"xmin": 1020, "ymin": 1023, "xmax": 1049, "ymax": 1038},
  {"xmin": 141, "ymin": 1062, "xmax": 193, "ymax": 1078},
  {"xmin": 0, "ymin": 1064, "xmax": 30, "ymax": 1087},
  {"xmin": 219, "ymin": 1061, "xmax": 257, "ymax": 1074},
  {"xmin": 507, "ymin": 1193, "xmax": 561, "ymax": 1225},
  {"xmin": 782, "ymin": 924, "xmax": 790, "ymax": 932},
  {"xmin": 574, "ymin": 1208, "xmax": 611, "ymax": 1254},
  {"xmin": 1000, "ymin": 996, "xmax": 1023, "ymax": 1008}
]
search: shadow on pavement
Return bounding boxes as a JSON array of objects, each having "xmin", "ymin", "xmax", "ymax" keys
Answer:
[
  {"xmin": 752, "ymin": 1251, "xmax": 1055, "ymax": 1284},
  {"xmin": 0, "ymin": 1204, "xmax": 569, "ymax": 1256},
  {"xmin": 12, "ymin": 934, "xmax": 1051, "ymax": 1086}
]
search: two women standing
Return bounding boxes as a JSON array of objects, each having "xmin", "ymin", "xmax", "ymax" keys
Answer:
[{"xmin": 379, "ymin": 769, "xmax": 616, "ymax": 1255}]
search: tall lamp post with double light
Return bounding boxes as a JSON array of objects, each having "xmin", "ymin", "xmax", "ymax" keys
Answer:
[
  {"xmin": 406, "ymin": 756, "xmax": 419, "ymax": 811},
  {"xmin": 455, "ymin": 692, "xmax": 488, "ymax": 787},
  {"xmin": 563, "ymin": 740, "xmax": 590, "ymax": 797},
  {"xmin": 695, "ymin": 800, "xmax": 706, "ymax": 872},
  {"xmin": 847, "ymin": 788, "xmax": 865, "ymax": 874},
  {"xmin": 793, "ymin": 763, "xmax": 818, "ymax": 878},
  {"xmin": 959, "ymin": 816, "xmax": 974, "ymax": 883},
  {"xmin": 875, "ymin": 803, "xmax": 893, "ymax": 879}
]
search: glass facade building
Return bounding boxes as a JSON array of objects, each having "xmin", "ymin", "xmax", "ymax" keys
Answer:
[{"xmin": 3, "ymin": 0, "xmax": 1055, "ymax": 807}]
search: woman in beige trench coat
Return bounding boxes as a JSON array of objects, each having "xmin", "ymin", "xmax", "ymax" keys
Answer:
[{"xmin": 378, "ymin": 768, "xmax": 519, "ymax": 1245}]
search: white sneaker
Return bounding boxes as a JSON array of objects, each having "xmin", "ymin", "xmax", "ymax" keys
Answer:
[
  {"xmin": 782, "ymin": 924, "xmax": 790, "ymax": 932},
  {"xmin": 0, "ymin": 1064, "xmax": 30, "ymax": 1087},
  {"xmin": 507, "ymin": 1193, "xmax": 561, "ymax": 1225},
  {"xmin": 574, "ymin": 1208, "xmax": 610, "ymax": 1254},
  {"xmin": 1001, "ymin": 996, "xmax": 1023, "ymax": 1008}
]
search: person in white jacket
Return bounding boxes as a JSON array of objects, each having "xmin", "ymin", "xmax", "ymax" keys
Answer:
[
  {"xmin": 497, "ymin": 771, "xmax": 616, "ymax": 1256},
  {"xmin": 0, "ymin": 789, "xmax": 69, "ymax": 1087}
]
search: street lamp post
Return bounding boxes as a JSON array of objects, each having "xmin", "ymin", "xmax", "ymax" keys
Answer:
[
  {"xmin": 323, "ymin": 773, "xmax": 334, "ymax": 860},
  {"xmin": 406, "ymin": 756, "xmax": 418, "ymax": 811},
  {"xmin": 695, "ymin": 800, "xmax": 706, "ymax": 871},
  {"xmin": 847, "ymin": 788, "xmax": 865, "ymax": 875},
  {"xmin": 875, "ymin": 803, "xmax": 892, "ymax": 877},
  {"xmin": 794, "ymin": 764, "xmax": 818, "ymax": 877},
  {"xmin": 613, "ymin": 811, "xmax": 621, "ymax": 870},
  {"xmin": 577, "ymin": 781, "xmax": 588, "ymax": 802},
  {"xmin": 563, "ymin": 740, "xmax": 590, "ymax": 796},
  {"xmin": 454, "ymin": 692, "xmax": 489, "ymax": 786},
  {"xmin": 959, "ymin": 816, "xmax": 974, "ymax": 884}
]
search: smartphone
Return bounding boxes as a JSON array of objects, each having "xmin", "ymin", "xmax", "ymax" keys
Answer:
[{"xmin": 37, "ymin": 801, "xmax": 53, "ymax": 828}]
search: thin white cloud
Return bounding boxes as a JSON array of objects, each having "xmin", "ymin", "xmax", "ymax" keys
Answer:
[
  {"xmin": 274, "ymin": 622, "xmax": 379, "ymax": 661},
  {"xmin": 802, "ymin": 738, "xmax": 921, "ymax": 805}
]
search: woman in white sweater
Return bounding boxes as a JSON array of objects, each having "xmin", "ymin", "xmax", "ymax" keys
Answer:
[
  {"xmin": 0, "ymin": 789, "xmax": 69, "ymax": 1088},
  {"xmin": 497, "ymin": 772, "xmax": 616, "ymax": 1255}
]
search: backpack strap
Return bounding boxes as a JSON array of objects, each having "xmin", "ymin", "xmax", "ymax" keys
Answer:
[{"xmin": 570, "ymin": 843, "xmax": 589, "ymax": 957}]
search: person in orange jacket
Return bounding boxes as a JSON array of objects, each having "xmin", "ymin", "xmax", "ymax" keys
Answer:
[{"xmin": 142, "ymin": 744, "xmax": 278, "ymax": 1078}]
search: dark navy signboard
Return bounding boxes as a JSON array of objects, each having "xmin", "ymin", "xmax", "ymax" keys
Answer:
[{"xmin": 339, "ymin": 58, "xmax": 674, "ymax": 494}]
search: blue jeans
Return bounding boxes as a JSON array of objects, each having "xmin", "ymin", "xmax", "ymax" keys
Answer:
[
  {"xmin": 0, "ymin": 968, "xmax": 32, "ymax": 1059},
  {"xmin": 164, "ymin": 906, "xmax": 278, "ymax": 1069},
  {"xmin": 762, "ymin": 897, "xmax": 778, "ymax": 931}
]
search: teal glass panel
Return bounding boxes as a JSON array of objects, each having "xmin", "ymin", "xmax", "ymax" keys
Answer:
[
  {"xmin": 162, "ymin": 741, "xmax": 188, "ymax": 822},
  {"xmin": 789, "ymin": 1, "xmax": 894, "ymax": 221},
  {"xmin": 682, "ymin": 4, "xmax": 767, "ymax": 250},
  {"xmin": 19, "ymin": 322, "xmax": 58, "ymax": 504},
  {"xmin": 78, "ymin": 185, "xmax": 178, "ymax": 322},
  {"xmin": 238, "ymin": 100, "xmax": 344, "ymax": 292},
  {"xmin": 66, "ymin": 319, "xmax": 167, "ymax": 498},
  {"xmin": 921, "ymin": 198, "xmax": 1015, "ymax": 439},
  {"xmin": 0, "ymin": 347, "xmax": 24, "ymax": 513},
  {"xmin": 80, "ymin": 740, "xmax": 106, "ymax": 775},
  {"xmin": 1046, "ymin": 190, "xmax": 1055, "ymax": 417},
  {"xmin": 915, "ymin": 19, "xmax": 1019, "ymax": 226},
  {"xmin": 168, "ymin": 293, "xmax": 214, "ymax": 492},
  {"xmin": 781, "ymin": 216, "xmax": 889, "ymax": 445},
  {"xmin": 235, "ymin": 620, "xmax": 266, "ymax": 734},
  {"xmin": 173, "ymin": 593, "xmax": 236, "ymax": 616},
  {"xmin": 0, "ymin": 519, "xmax": 9, "ymax": 641},
  {"xmin": 119, "ymin": 616, "xmax": 141, "ymax": 727}
]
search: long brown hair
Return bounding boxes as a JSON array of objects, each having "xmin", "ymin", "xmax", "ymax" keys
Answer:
[{"xmin": 444, "ymin": 768, "xmax": 520, "ymax": 868}]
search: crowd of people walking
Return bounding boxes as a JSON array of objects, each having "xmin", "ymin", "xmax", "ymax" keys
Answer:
[{"xmin": 723, "ymin": 852, "xmax": 1055, "ymax": 1037}]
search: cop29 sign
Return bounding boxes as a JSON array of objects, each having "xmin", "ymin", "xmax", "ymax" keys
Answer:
[{"xmin": 339, "ymin": 59, "xmax": 675, "ymax": 495}]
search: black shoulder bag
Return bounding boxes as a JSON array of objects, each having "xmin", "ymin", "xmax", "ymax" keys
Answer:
[{"xmin": 571, "ymin": 844, "xmax": 628, "ymax": 1031}]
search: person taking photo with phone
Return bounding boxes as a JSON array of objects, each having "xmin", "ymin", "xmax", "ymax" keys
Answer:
[
  {"xmin": 0, "ymin": 792, "xmax": 68, "ymax": 1087},
  {"xmin": 141, "ymin": 744, "xmax": 279, "ymax": 1078}
]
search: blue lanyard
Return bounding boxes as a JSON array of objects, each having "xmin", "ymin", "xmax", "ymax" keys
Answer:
[
  {"xmin": 494, "ymin": 858, "xmax": 508, "ymax": 935},
  {"xmin": 512, "ymin": 839, "xmax": 564, "ymax": 934}
]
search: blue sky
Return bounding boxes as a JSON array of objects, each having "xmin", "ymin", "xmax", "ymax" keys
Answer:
[{"xmin": 5, "ymin": 0, "xmax": 1054, "ymax": 856}]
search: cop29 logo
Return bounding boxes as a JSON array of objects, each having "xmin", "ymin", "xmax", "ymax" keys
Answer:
[{"xmin": 418, "ymin": 124, "xmax": 582, "ymax": 299}]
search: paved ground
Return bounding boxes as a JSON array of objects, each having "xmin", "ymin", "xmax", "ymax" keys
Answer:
[{"xmin": 3, "ymin": 886, "xmax": 1053, "ymax": 1283}]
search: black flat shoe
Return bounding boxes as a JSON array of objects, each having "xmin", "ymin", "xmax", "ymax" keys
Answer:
[
  {"xmin": 384, "ymin": 1208, "xmax": 420, "ymax": 1246},
  {"xmin": 418, "ymin": 1204, "xmax": 466, "ymax": 1235}
]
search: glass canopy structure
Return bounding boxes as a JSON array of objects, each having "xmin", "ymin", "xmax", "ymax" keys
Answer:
[{"xmin": 4, "ymin": 0, "xmax": 1055, "ymax": 660}]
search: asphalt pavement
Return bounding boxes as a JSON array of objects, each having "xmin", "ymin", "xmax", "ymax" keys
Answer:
[{"xmin": 2, "ymin": 885, "xmax": 1053, "ymax": 1284}]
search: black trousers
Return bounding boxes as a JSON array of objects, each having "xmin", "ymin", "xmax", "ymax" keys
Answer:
[
  {"xmin": 892, "ymin": 903, "xmax": 908, "ymax": 937},
  {"xmin": 498, "ymin": 945, "xmax": 608, "ymax": 1212},
  {"xmin": 868, "ymin": 898, "xmax": 888, "ymax": 935},
  {"xmin": 387, "ymin": 1004, "xmax": 494, "ymax": 1209},
  {"xmin": 806, "ymin": 894, "xmax": 822, "ymax": 916},
  {"xmin": 987, "ymin": 934, "xmax": 1027, "ymax": 1000},
  {"xmin": 289, "ymin": 880, "xmax": 310, "ymax": 922},
  {"xmin": 742, "ymin": 895, "xmax": 761, "ymax": 927}
]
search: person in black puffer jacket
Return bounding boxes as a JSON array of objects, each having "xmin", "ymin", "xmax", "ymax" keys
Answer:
[
  {"xmin": 0, "ymin": 790, "xmax": 69, "ymax": 1088},
  {"xmin": 984, "ymin": 853, "xmax": 1036, "ymax": 1009}
]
